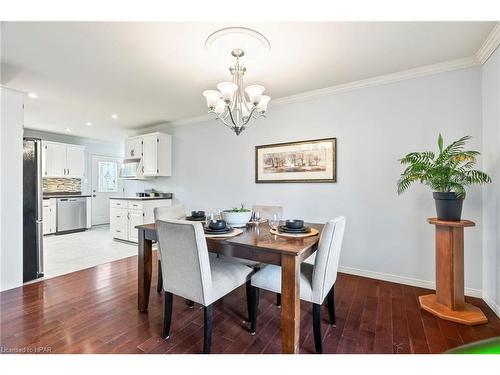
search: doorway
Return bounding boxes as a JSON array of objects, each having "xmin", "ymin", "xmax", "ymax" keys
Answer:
[{"xmin": 91, "ymin": 155, "xmax": 122, "ymax": 225}]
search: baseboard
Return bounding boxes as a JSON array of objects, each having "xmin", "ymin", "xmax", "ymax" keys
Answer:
[
  {"xmin": 338, "ymin": 265, "xmax": 482, "ymax": 298},
  {"xmin": 483, "ymin": 294, "xmax": 500, "ymax": 318}
]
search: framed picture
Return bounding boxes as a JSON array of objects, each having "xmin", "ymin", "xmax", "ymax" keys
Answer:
[{"xmin": 255, "ymin": 138, "xmax": 337, "ymax": 183}]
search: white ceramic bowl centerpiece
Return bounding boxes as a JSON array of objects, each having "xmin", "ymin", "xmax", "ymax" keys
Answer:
[{"xmin": 222, "ymin": 204, "xmax": 252, "ymax": 228}]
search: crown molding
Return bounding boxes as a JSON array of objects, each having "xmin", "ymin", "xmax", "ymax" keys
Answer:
[
  {"xmin": 0, "ymin": 85, "xmax": 28, "ymax": 95},
  {"xmin": 137, "ymin": 55, "xmax": 480, "ymax": 132},
  {"xmin": 131, "ymin": 112, "xmax": 214, "ymax": 134},
  {"xmin": 271, "ymin": 56, "xmax": 480, "ymax": 108},
  {"xmin": 476, "ymin": 22, "xmax": 500, "ymax": 64}
]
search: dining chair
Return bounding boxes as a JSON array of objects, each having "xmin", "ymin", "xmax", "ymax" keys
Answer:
[
  {"xmin": 249, "ymin": 216, "xmax": 346, "ymax": 353},
  {"xmin": 154, "ymin": 204, "xmax": 187, "ymax": 294},
  {"xmin": 155, "ymin": 218, "xmax": 255, "ymax": 354}
]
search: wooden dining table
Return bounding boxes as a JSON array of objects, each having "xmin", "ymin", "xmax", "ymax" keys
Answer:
[{"xmin": 135, "ymin": 221, "xmax": 324, "ymax": 354}]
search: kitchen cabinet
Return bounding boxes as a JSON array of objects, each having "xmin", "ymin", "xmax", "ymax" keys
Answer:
[
  {"xmin": 123, "ymin": 132, "xmax": 171, "ymax": 177},
  {"xmin": 43, "ymin": 143, "xmax": 66, "ymax": 177},
  {"xmin": 65, "ymin": 145, "xmax": 85, "ymax": 177},
  {"xmin": 110, "ymin": 207, "xmax": 128, "ymax": 241},
  {"xmin": 127, "ymin": 210, "xmax": 144, "ymax": 243},
  {"xmin": 125, "ymin": 137, "xmax": 143, "ymax": 159},
  {"xmin": 42, "ymin": 198, "xmax": 57, "ymax": 235},
  {"xmin": 42, "ymin": 141, "xmax": 86, "ymax": 178},
  {"xmin": 141, "ymin": 134, "xmax": 158, "ymax": 176},
  {"xmin": 109, "ymin": 198, "xmax": 172, "ymax": 243}
]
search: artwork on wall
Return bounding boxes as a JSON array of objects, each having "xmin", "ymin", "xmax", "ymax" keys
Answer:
[{"xmin": 255, "ymin": 138, "xmax": 337, "ymax": 183}]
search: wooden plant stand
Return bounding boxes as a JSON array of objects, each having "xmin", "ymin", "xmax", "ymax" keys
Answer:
[{"xmin": 419, "ymin": 218, "xmax": 488, "ymax": 325}]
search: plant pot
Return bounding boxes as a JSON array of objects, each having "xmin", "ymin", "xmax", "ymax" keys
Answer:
[
  {"xmin": 433, "ymin": 192, "xmax": 464, "ymax": 221},
  {"xmin": 222, "ymin": 211, "xmax": 252, "ymax": 228}
]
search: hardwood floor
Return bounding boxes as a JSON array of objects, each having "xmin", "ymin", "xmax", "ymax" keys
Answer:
[{"xmin": 1, "ymin": 252, "xmax": 499, "ymax": 354}]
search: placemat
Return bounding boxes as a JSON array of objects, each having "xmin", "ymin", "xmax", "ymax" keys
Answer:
[{"xmin": 270, "ymin": 227, "xmax": 319, "ymax": 238}]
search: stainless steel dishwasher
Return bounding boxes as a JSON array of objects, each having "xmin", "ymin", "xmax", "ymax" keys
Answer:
[{"xmin": 56, "ymin": 197, "xmax": 87, "ymax": 234}]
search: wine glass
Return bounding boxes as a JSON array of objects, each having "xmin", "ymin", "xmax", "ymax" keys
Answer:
[
  {"xmin": 253, "ymin": 210, "xmax": 261, "ymax": 223},
  {"xmin": 206, "ymin": 211, "xmax": 214, "ymax": 225},
  {"xmin": 216, "ymin": 209, "xmax": 223, "ymax": 220},
  {"xmin": 269, "ymin": 213, "xmax": 279, "ymax": 231}
]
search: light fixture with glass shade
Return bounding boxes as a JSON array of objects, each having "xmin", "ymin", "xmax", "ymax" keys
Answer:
[{"xmin": 202, "ymin": 28, "xmax": 271, "ymax": 136}]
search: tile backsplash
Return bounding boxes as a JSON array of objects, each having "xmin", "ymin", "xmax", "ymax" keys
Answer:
[{"xmin": 43, "ymin": 178, "xmax": 82, "ymax": 193}]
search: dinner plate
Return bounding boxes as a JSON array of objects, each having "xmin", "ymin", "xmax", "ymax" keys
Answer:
[
  {"xmin": 186, "ymin": 216, "xmax": 206, "ymax": 221},
  {"xmin": 204, "ymin": 227, "xmax": 232, "ymax": 234},
  {"xmin": 278, "ymin": 225, "xmax": 311, "ymax": 233}
]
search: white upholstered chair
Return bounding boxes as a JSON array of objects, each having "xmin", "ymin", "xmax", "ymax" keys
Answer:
[
  {"xmin": 250, "ymin": 216, "xmax": 346, "ymax": 353},
  {"xmin": 154, "ymin": 204, "xmax": 187, "ymax": 294},
  {"xmin": 155, "ymin": 218, "xmax": 255, "ymax": 353}
]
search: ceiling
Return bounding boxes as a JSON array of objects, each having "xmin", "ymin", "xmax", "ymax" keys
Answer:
[{"xmin": 1, "ymin": 21, "xmax": 496, "ymax": 141}]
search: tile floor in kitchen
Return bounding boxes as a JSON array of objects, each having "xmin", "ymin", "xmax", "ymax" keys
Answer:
[{"xmin": 40, "ymin": 225, "xmax": 139, "ymax": 280}]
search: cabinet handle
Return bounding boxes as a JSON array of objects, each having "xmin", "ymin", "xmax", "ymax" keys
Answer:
[
  {"xmin": 127, "ymin": 212, "xmax": 130, "ymax": 220},
  {"xmin": 116, "ymin": 230, "xmax": 121, "ymax": 233}
]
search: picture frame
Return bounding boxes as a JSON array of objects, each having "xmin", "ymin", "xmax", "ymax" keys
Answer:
[{"xmin": 255, "ymin": 138, "xmax": 337, "ymax": 183}]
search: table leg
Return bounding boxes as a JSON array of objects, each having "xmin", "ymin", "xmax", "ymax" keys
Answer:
[
  {"xmin": 138, "ymin": 229, "xmax": 152, "ymax": 312},
  {"xmin": 280, "ymin": 254, "xmax": 300, "ymax": 354}
]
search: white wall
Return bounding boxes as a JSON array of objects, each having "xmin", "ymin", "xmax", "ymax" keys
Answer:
[
  {"xmin": 23, "ymin": 129, "xmax": 124, "ymax": 194},
  {"xmin": 130, "ymin": 67, "xmax": 484, "ymax": 294},
  {"xmin": 0, "ymin": 88, "xmax": 24, "ymax": 291},
  {"xmin": 482, "ymin": 46, "xmax": 500, "ymax": 316}
]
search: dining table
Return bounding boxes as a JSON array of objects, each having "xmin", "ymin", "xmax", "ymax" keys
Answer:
[{"xmin": 135, "ymin": 221, "xmax": 324, "ymax": 354}]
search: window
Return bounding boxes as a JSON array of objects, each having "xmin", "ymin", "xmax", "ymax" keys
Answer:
[{"xmin": 98, "ymin": 161, "xmax": 118, "ymax": 193}]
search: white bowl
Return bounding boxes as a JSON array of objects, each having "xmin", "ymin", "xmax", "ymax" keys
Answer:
[{"xmin": 222, "ymin": 211, "xmax": 252, "ymax": 228}]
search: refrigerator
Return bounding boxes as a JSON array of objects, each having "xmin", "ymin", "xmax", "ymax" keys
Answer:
[{"xmin": 23, "ymin": 137, "xmax": 44, "ymax": 282}]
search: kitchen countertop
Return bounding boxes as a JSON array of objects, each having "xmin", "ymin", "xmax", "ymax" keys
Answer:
[
  {"xmin": 43, "ymin": 194, "xmax": 91, "ymax": 199},
  {"xmin": 109, "ymin": 196, "xmax": 172, "ymax": 201}
]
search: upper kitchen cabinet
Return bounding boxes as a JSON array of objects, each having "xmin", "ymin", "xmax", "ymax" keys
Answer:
[
  {"xmin": 65, "ymin": 145, "xmax": 85, "ymax": 177},
  {"xmin": 125, "ymin": 136, "xmax": 143, "ymax": 159},
  {"xmin": 142, "ymin": 133, "xmax": 172, "ymax": 176},
  {"xmin": 42, "ymin": 141, "xmax": 86, "ymax": 178},
  {"xmin": 43, "ymin": 142, "xmax": 66, "ymax": 177},
  {"xmin": 125, "ymin": 132, "xmax": 171, "ymax": 177}
]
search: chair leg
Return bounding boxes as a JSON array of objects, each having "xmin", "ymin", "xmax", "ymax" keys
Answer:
[
  {"xmin": 162, "ymin": 291, "xmax": 173, "ymax": 339},
  {"xmin": 203, "ymin": 305, "xmax": 213, "ymax": 354},
  {"xmin": 276, "ymin": 293, "xmax": 281, "ymax": 308},
  {"xmin": 313, "ymin": 303, "xmax": 323, "ymax": 354},
  {"xmin": 327, "ymin": 285, "xmax": 336, "ymax": 327},
  {"xmin": 156, "ymin": 259, "xmax": 163, "ymax": 293},
  {"xmin": 246, "ymin": 281, "xmax": 258, "ymax": 334}
]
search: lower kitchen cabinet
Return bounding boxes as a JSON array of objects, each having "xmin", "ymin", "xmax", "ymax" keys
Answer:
[
  {"xmin": 110, "ymin": 207, "xmax": 128, "ymax": 240},
  {"xmin": 127, "ymin": 210, "xmax": 144, "ymax": 243},
  {"xmin": 43, "ymin": 198, "xmax": 57, "ymax": 235},
  {"xmin": 109, "ymin": 198, "xmax": 172, "ymax": 243}
]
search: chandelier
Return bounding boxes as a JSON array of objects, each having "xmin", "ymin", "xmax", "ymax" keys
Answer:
[{"xmin": 202, "ymin": 48, "xmax": 270, "ymax": 136}]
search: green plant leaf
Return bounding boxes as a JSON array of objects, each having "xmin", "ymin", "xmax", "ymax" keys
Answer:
[{"xmin": 396, "ymin": 134, "xmax": 491, "ymax": 197}]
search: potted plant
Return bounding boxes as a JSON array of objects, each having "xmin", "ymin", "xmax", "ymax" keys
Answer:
[
  {"xmin": 222, "ymin": 204, "xmax": 252, "ymax": 228},
  {"xmin": 397, "ymin": 134, "xmax": 491, "ymax": 221}
]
